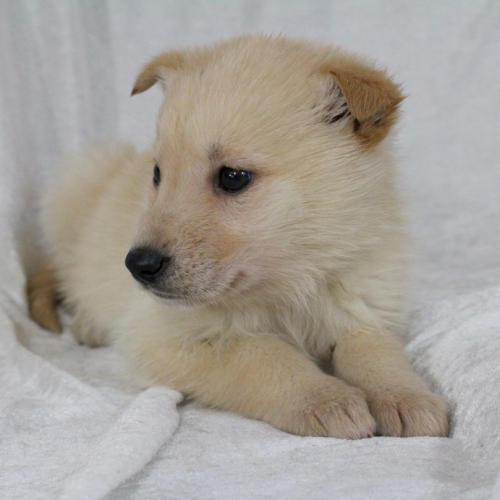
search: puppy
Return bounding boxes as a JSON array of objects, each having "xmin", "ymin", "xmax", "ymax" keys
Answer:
[{"xmin": 28, "ymin": 35, "xmax": 449, "ymax": 438}]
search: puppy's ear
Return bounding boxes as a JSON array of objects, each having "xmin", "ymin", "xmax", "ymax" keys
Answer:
[
  {"xmin": 131, "ymin": 51, "xmax": 185, "ymax": 96},
  {"xmin": 321, "ymin": 55, "xmax": 404, "ymax": 146}
]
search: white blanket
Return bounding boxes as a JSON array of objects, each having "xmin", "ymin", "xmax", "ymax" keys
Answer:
[{"xmin": 1, "ymin": 1, "xmax": 499, "ymax": 498}]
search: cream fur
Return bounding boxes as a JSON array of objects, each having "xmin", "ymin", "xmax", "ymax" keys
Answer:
[{"xmin": 30, "ymin": 35, "xmax": 448, "ymax": 438}]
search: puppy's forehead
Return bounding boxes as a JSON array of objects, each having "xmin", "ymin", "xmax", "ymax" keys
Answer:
[{"xmin": 156, "ymin": 39, "xmax": 326, "ymax": 158}]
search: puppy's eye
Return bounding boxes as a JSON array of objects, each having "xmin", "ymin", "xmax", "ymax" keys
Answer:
[
  {"xmin": 218, "ymin": 167, "xmax": 252, "ymax": 193},
  {"xmin": 153, "ymin": 165, "xmax": 161, "ymax": 187}
]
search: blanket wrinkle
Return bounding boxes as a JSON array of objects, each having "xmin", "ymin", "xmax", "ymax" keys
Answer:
[{"xmin": 59, "ymin": 387, "xmax": 182, "ymax": 500}]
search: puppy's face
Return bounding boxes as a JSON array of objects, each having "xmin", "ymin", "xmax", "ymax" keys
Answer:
[{"xmin": 126, "ymin": 36, "xmax": 403, "ymax": 307}]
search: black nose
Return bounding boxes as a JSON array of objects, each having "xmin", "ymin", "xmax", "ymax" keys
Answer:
[{"xmin": 125, "ymin": 247, "xmax": 170, "ymax": 284}]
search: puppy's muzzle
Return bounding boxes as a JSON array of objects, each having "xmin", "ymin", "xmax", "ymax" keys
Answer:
[{"xmin": 125, "ymin": 247, "xmax": 171, "ymax": 285}]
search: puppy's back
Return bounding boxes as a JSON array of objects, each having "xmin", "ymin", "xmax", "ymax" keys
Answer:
[{"xmin": 38, "ymin": 142, "xmax": 149, "ymax": 334}]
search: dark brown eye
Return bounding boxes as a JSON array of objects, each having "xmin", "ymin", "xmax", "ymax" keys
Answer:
[
  {"xmin": 218, "ymin": 167, "xmax": 252, "ymax": 193},
  {"xmin": 153, "ymin": 165, "xmax": 161, "ymax": 187}
]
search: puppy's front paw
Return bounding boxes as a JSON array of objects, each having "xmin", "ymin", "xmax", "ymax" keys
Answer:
[
  {"xmin": 368, "ymin": 390, "xmax": 449, "ymax": 437},
  {"xmin": 286, "ymin": 380, "xmax": 376, "ymax": 439}
]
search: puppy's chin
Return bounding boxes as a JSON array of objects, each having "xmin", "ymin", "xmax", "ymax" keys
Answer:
[
  {"xmin": 150, "ymin": 289, "xmax": 235, "ymax": 309},
  {"xmin": 152, "ymin": 294, "xmax": 197, "ymax": 310},
  {"xmin": 146, "ymin": 289, "xmax": 198, "ymax": 309},
  {"xmin": 147, "ymin": 282, "xmax": 246, "ymax": 310}
]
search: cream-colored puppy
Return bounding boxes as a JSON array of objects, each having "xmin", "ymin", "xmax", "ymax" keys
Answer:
[{"xmin": 28, "ymin": 35, "xmax": 449, "ymax": 439}]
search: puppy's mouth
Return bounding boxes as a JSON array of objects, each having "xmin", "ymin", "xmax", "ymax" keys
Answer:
[
  {"xmin": 150, "ymin": 290, "xmax": 185, "ymax": 301},
  {"xmin": 228, "ymin": 271, "xmax": 246, "ymax": 290},
  {"xmin": 143, "ymin": 270, "xmax": 249, "ymax": 307}
]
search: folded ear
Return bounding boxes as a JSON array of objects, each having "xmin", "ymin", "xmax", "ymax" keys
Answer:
[
  {"xmin": 321, "ymin": 55, "xmax": 405, "ymax": 146},
  {"xmin": 131, "ymin": 51, "xmax": 185, "ymax": 96}
]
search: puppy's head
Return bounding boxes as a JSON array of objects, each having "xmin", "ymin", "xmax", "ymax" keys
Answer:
[{"xmin": 126, "ymin": 35, "xmax": 403, "ymax": 307}]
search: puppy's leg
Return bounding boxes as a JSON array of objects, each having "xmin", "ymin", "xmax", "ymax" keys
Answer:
[
  {"xmin": 332, "ymin": 330, "xmax": 449, "ymax": 437},
  {"xmin": 135, "ymin": 334, "xmax": 376, "ymax": 438},
  {"xmin": 27, "ymin": 259, "xmax": 62, "ymax": 333}
]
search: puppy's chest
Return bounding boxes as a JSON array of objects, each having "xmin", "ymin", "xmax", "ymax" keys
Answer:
[{"xmin": 267, "ymin": 301, "xmax": 344, "ymax": 360}]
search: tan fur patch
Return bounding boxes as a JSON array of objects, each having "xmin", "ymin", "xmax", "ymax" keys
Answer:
[
  {"xmin": 27, "ymin": 259, "xmax": 62, "ymax": 333},
  {"xmin": 324, "ymin": 55, "xmax": 405, "ymax": 146},
  {"xmin": 131, "ymin": 50, "xmax": 186, "ymax": 95}
]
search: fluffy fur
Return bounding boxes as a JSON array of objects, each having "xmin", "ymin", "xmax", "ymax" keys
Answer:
[{"xmin": 28, "ymin": 35, "xmax": 448, "ymax": 438}]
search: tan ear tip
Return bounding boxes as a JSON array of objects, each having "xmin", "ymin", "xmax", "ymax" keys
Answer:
[{"xmin": 130, "ymin": 77, "xmax": 155, "ymax": 96}]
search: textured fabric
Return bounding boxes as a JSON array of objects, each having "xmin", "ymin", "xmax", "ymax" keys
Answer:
[{"xmin": 1, "ymin": 1, "xmax": 499, "ymax": 498}]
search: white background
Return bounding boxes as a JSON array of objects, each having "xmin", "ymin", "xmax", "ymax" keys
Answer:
[{"xmin": 0, "ymin": 2, "xmax": 499, "ymax": 499}]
